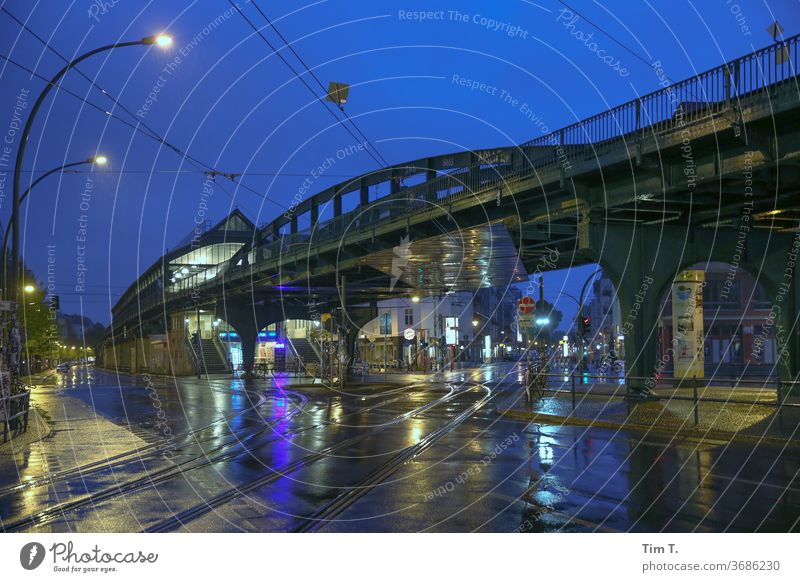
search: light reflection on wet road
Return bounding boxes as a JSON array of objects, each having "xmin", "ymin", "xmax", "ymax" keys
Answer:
[{"xmin": 1, "ymin": 365, "xmax": 798, "ymax": 532}]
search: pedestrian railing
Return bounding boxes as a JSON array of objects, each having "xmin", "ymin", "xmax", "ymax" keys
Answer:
[
  {"xmin": 526, "ymin": 371, "xmax": 798, "ymax": 430},
  {"xmin": 1, "ymin": 390, "xmax": 31, "ymax": 443}
]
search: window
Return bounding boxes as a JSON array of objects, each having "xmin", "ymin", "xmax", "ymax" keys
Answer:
[
  {"xmin": 404, "ymin": 308, "xmax": 414, "ymax": 326},
  {"xmin": 379, "ymin": 313, "xmax": 392, "ymax": 335}
]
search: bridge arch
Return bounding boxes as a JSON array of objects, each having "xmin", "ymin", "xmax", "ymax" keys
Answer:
[{"xmin": 593, "ymin": 222, "xmax": 798, "ymax": 388}]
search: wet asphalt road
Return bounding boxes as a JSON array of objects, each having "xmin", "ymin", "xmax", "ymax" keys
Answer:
[{"xmin": 1, "ymin": 364, "xmax": 799, "ymax": 532}]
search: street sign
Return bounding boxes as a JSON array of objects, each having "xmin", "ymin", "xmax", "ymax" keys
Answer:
[
  {"xmin": 767, "ymin": 20, "xmax": 784, "ymax": 41},
  {"xmin": 403, "ymin": 328, "xmax": 416, "ymax": 341},
  {"xmin": 518, "ymin": 296, "xmax": 535, "ymax": 315}
]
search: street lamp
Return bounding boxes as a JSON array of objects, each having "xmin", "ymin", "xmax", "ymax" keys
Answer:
[
  {"xmin": 152, "ymin": 34, "xmax": 173, "ymax": 47},
  {"xmin": 2, "ymin": 156, "xmax": 109, "ymax": 294},
  {"xmin": 23, "ymin": 285, "xmax": 35, "ymax": 294},
  {"xmin": 7, "ymin": 33, "xmax": 172, "ymax": 389}
]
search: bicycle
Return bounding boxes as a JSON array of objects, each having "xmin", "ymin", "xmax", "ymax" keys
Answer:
[{"xmin": 525, "ymin": 361, "xmax": 547, "ymax": 402}]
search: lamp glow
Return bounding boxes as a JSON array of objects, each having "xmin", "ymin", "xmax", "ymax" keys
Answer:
[
  {"xmin": 23, "ymin": 284, "xmax": 35, "ymax": 293},
  {"xmin": 94, "ymin": 155, "xmax": 108, "ymax": 165},
  {"xmin": 155, "ymin": 34, "xmax": 173, "ymax": 47}
]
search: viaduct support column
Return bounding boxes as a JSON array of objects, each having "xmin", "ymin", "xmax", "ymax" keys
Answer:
[
  {"xmin": 591, "ymin": 219, "xmax": 800, "ymax": 394},
  {"xmin": 217, "ymin": 301, "xmax": 272, "ymax": 380},
  {"xmin": 238, "ymin": 324, "xmax": 259, "ymax": 378},
  {"xmin": 590, "ymin": 220, "xmax": 691, "ymax": 393}
]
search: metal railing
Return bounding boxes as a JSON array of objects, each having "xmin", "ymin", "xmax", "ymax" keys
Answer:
[
  {"xmin": 2, "ymin": 390, "xmax": 31, "ymax": 443},
  {"xmin": 524, "ymin": 33, "xmax": 799, "ymax": 154},
  {"xmin": 528, "ymin": 371, "xmax": 798, "ymax": 430}
]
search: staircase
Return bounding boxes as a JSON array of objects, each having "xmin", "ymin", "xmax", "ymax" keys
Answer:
[
  {"xmin": 199, "ymin": 339, "xmax": 230, "ymax": 374},
  {"xmin": 288, "ymin": 337, "xmax": 319, "ymax": 365}
]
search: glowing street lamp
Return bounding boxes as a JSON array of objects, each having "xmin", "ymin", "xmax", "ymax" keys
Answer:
[
  {"xmin": 2, "ymin": 155, "xmax": 111, "ymax": 295},
  {"xmin": 7, "ymin": 32, "xmax": 173, "ymax": 388},
  {"xmin": 151, "ymin": 34, "xmax": 174, "ymax": 48}
]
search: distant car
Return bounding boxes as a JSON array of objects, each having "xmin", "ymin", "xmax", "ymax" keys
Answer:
[{"xmin": 57, "ymin": 363, "xmax": 71, "ymax": 372}]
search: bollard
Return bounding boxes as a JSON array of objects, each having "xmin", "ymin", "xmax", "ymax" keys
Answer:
[
  {"xmin": 692, "ymin": 376, "xmax": 699, "ymax": 427},
  {"xmin": 23, "ymin": 393, "xmax": 30, "ymax": 434},
  {"xmin": 571, "ymin": 372, "xmax": 576, "ymax": 410}
]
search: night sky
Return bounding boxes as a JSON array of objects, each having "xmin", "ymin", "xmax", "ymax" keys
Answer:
[{"xmin": 1, "ymin": 0, "xmax": 798, "ymax": 325}]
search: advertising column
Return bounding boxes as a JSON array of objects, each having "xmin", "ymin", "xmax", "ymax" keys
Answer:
[{"xmin": 672, "ymin": 270, "xmax": 705, "ymax": 380}]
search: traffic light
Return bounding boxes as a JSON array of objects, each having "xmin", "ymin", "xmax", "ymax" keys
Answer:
[{"xmin": 577, "ymin": 314, "xmax": 591, "ymax": 336}]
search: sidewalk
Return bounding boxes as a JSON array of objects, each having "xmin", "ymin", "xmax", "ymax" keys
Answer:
[
  {"xmin": 0, "ymin": 370, "xmax": 150, "ymax": 490},
  {"xmin": 496, "ymin": 381, "xmax": 800, "ymax": 446}
]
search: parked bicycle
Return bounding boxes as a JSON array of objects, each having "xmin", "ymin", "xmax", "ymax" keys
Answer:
[{"xmin": 525, "ymin": 359, "xmax": 548, "ymax": 402}]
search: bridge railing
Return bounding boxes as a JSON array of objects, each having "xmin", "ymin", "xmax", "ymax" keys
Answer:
[
  {"xmin": 523, "ymin": 34, "xmax": 799, "ymax": 158},
  {"xmin": 241, "ymin": 161, "xmax": 527, "ymax": 263}
]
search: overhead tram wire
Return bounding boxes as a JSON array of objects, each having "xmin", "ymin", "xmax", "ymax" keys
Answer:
[
  {"xmin": 0, "ymin": 10, "xmax": 287, "ymax": 216},
  {"xmin": 248, "ymin": 0, "xmax": 390, "ymax": 168},
  {"xmin": 0, "ymin": 51, "xmax": 282, "ymax": 219},
  {"xmin": 555, "ymin": 0, "xmax": 690, "ymax": 88},
  {"xmin": 227, "ymin": 0, "xmax": 389, "ymax": 169},
  {"xmin": 16, "ymin": 168, "xmax": 361, "ymax": 178}
]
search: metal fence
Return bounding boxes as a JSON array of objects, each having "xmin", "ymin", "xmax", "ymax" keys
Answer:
[
  {"xmin": 2, "ymin": 390, "xmax": 31, "ymax": 443},
  {"xmin": 523, "ymin": 33, "xmax": 799, "ymax": 151},
  {"xmin": 530, "ymin": 371, "xmax": 798, "ymax": 430}
]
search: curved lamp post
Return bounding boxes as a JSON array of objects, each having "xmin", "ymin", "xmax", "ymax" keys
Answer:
[
  {"xmin": 8, "ymin": 33, "xmax": 172, "ymax": 384},
  {"xmin": 2, "ymin": 156, "xmax": 108, "ymax": 292}
]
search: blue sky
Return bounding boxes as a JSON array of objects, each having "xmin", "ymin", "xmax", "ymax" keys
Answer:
[{"xmin": 1, "ymin": 0, "xmax": 798, "ymax": 324}]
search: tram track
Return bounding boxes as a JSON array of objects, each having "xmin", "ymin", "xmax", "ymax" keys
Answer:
[
  {"xmin": 143, "ymin": 383, "xmax": 482, "ymax": 532},
  {"xmin": 0, "ymin": 387, "xmax": 283, "ymax": 498},
  {"xmin": 294, "ymin": 384, "xmax": 493, "ymax": 532},
  {"xmin": 2, "ymin": 381, "xmax": 454, "ymax": 532}
]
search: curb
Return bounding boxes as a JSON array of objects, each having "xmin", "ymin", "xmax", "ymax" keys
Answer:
[{"xmin": 495, "ymin": 407, "xmax": 799, "ymax": 448}]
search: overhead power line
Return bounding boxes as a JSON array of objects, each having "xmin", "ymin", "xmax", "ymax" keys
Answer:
[
  {"xmin": 228, "ymin": 0, "xmax": 389, "ymax": 169},
  {"xmin": 0, "ymin": 8, "xmax": 286, "ymax": 217},
  {"xmin": 248, "ymin": 0, "xmax": 389, "ymax": 167}
]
